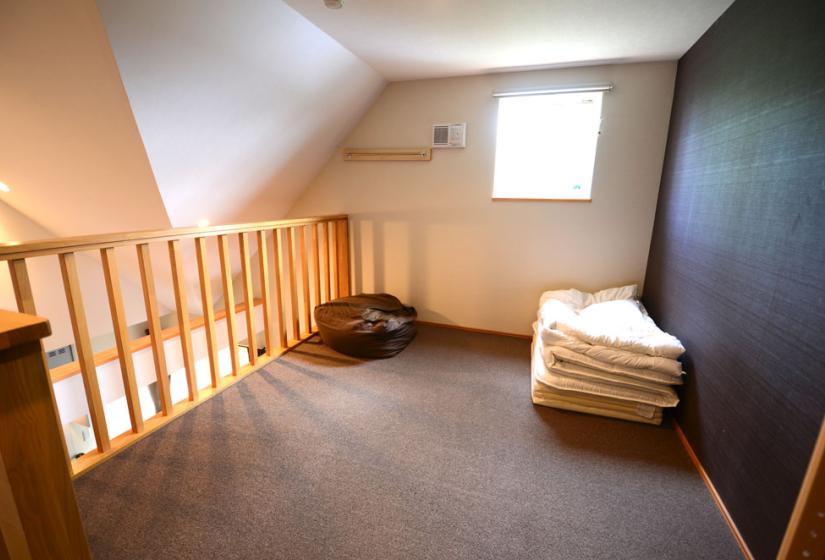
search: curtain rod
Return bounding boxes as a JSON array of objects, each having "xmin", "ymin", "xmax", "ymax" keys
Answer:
[{"xmin": 492, "ymin": 83, "xmax": 613, "ymax": 98}]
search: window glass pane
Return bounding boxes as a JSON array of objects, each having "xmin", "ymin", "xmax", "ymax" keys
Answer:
[{"xmin": 493, "ymin": 91, "xmax": 603, "ymax": 200}]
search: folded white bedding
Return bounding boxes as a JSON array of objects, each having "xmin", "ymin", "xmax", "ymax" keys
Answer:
[
  {"xmin": 531, "ymin": 375, "xmax": 663, "ymax": 424},
  {"xmin": 537, "ymin": 285, "xmax": 685, "ymax": 359},
  {"xmin": 542, "ymin": 348, "xmax": 679, "ymax": 406},
  {"xmin": 534, "ymin": 351, "xmax": 679, "ymax": 408},
  {"xmin": 541, "ymin": 327, "xmax": 684, "ymax": 378},
  {"xmin": 544, "ymin": 345, "xmax": 682, "ymax": 386}
]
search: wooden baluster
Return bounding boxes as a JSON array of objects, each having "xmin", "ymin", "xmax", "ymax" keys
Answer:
[
  {"xmin": 256, "ymin": 231, "xmax": 274, "ymax": 356},
  {"xmin": 218, "ymin": 235, "xmax": 240, "ymax": 375},
  {"xmin": 329, "ymin": 220, "xmax": 339, "ymax": 300},
  {"xmin": 336, "ymin": 219, "xmax": 350, "ymax": 297},
  {"xmin": 8, "ymin": 259, "xmax": 36, "ymax": 315},
  {"xmin": 168, "ymin": 240, "xmax": 197, "ymax": 401},
  {"xmin": 100, "ymin": 248, "xmax": 143, "ymax": 433},
  {"xmin": 319, "ymin": 221, "xmax": 331, "ymax": 304},
  {"xmin": 297, "ymin": 226, "xmax": 311, "ymax": 336},
  {"xmin": 136, "ymin": 244, "xmax": 172, "ymax": 416},
  {"xmin": 284, "ymin": 227, "xmax": 300, "ymax": 342},
  {"xmin": 273, "ymin": 229, "xmax": 288, "ymax": 348},
  {"xmin": 195, "ymin": 237, "xmax": 220, "ymax": 388},
  {"xmin": 59, "ymin": 252, "xmax": 110, "ymax": 453},
  {"xmin": 239, "ymin": 233, "xmax": 257, "ymax": 366},
  {"xmin": 310, "ymin": 223, "xmax": 321, "ymax": 330}
]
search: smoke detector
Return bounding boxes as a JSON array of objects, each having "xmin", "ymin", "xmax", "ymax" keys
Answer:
[{"xmin": 324, "ymin": 0, "xmax": 343, "ymax": 8}]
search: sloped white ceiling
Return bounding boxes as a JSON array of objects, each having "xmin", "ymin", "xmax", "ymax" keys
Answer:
[
  {"xmin": 284, "ymin": 0, "xmax": 735, "ymax": 81},
  {"xmin": 96, "ymin": 0, "xmax": 386, "ymax": 228}
]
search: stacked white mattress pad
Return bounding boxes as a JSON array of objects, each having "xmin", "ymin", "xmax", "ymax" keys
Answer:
[{"xmin": 532, "ymin": 284, "xmax": 685, "ymax": 424}]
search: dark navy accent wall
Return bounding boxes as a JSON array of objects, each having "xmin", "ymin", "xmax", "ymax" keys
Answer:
[{"xmin": 643, "ymin": 0, "xmax": 825, "ymax": 557}]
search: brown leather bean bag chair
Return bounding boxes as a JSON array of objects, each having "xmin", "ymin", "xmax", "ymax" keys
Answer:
[{"xmin": 314, "ymin": 293, "xmax": 417, "ymax": 359}]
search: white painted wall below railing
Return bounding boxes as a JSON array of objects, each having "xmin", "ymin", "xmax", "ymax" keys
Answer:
[{"xmin": 53, "ymin": 305, "xmax": 263, "ymax": 455}]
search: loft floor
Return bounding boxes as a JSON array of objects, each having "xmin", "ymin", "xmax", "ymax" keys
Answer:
[{"xmin": 73, "ymin": 325, "xmax": 741, "ymax": 559}]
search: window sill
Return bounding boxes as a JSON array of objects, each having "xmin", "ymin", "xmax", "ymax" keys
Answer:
[{"xmin": 491, "ymin": 197, "xmax": 592, "ymax": 203}]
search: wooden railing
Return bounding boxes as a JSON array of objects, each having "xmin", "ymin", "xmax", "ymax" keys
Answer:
[{"xmin": 0, "ymin": 215, "xmax": 350, "ymax": 477}]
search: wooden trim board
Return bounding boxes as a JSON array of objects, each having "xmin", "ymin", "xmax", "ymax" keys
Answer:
[
  {"xmin": 777, "ymin": 416, "xmax": 825, "ymax": 559},
  {"xmin": 674, "ymin": 422, "xmax": 754, "ymax": 560},
  {"xmin": 416, "ymin": 320, "xmax": 531, "ymax": 340},
  {"xmin": 343, "ymin": 147, "xmax": 431, "ymax": 161}
]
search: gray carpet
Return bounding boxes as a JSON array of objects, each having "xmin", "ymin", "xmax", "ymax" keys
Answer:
[{"xmin": 74, "ymin": 326, "xmax": 741, "ymax": 559}]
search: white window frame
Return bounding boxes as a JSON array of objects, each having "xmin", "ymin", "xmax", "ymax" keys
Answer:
[{"xmin": 491, "ymin": 84, "xmax": 611, "ymax": 202}]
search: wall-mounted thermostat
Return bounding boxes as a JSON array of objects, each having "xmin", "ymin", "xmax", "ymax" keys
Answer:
[{"xmin": 432, "ymin": 123, "xmax": 466, "ymax": 148}]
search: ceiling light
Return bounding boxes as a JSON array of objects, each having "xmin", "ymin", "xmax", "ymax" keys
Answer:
[
  {"xmin": 0, "ymin": 182, "xmax": 10, "ymax": 193},
  {"xmin": 324, "ymin": 0, "xmax": 343, "ymax": 9},
  {"xmin": 197, "ymin": 218, "xmax": 210, "ymax": 228}
]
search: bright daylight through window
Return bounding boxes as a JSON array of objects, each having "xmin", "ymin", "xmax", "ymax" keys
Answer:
[{"xmin": 493, "ymin": 91, "xmax": 603, "ymax": 200}]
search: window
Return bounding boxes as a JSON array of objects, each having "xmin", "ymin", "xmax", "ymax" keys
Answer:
[{"xmin": 492, "ymin": 91, "xmax": 603, "ymax": 200}]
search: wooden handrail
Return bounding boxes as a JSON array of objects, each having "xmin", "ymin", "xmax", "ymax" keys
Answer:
[
  {"xmin": 2, "ymin": 214, "xmax": 350, "ymax": 478},
  {"xmin": 0, "ymin": 214, "xmax": 347, "ymax": 260}
]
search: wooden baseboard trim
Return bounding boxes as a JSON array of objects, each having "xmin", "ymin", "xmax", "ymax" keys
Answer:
[
  {"xmin": 777, "ymin": 416, "xmax": 825, "ymax": 559},
  {"xmin": 674, "ymin": 422, "xmax": 754, "ymax": 560},
  {"xmin": 417, "ymin": 320, "xmax": 532, "ymax": 340}
]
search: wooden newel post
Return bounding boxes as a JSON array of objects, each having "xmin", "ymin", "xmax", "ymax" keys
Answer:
[{"xmin": 0, "ymin": 310, "xmax": 91, "ymax": 559}]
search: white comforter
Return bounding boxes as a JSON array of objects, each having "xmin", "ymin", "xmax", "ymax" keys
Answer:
[{"xmin": 538, "ymin": 285, "xmax": 686, "ymax": 359}]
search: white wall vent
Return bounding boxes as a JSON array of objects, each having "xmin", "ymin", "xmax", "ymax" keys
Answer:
[{"xmin": 432, "ymin": 123, "xmax": 466, "ymax": 148}]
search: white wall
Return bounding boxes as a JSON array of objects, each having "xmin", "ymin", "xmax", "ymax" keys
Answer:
[
  {"xmin": 54, "ymin": 304, "xmax": 262, "ymax": 453},
  {"xmin": 0, "ymin": 0, "xmax": 180, "ymax": 349},
  {"xmin": 0, "ymin": 0, "xmax": 171, "ymax": 237},
  {"xmin": 0, "ymin": 201, "xmax": 157, "ymax": 352},
  {"xmin": 96, "ymin": 0, "xmax": 386, "ymax": 228},
  {"xmin": 288, "ymin": 62, "xmax": 677, "ymax": 334}
]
